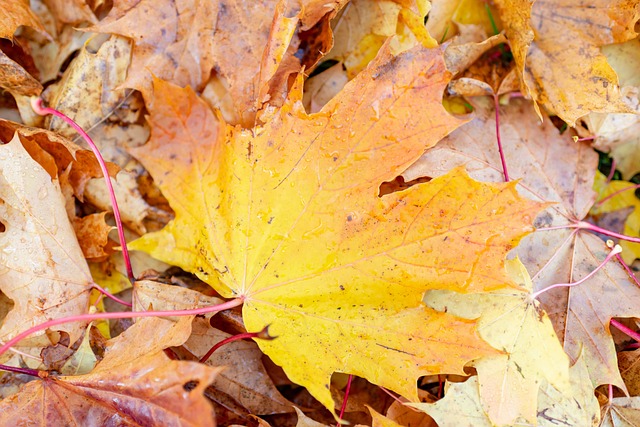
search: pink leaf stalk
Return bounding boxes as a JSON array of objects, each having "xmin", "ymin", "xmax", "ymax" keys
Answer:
[
  {"xmin": 530, "ymin": 244, "xmax": 622, "ymax": 300},
  {"xmin": 611, "ymin": 318, "xmax": 640, "ymax": 343},
  {"xmin": 493, "ymin": 94, "xmax": 509, "ymax": 182},
  {"xmin": 30, "ymin": 97, "xmax": 135, "ymax": 283},
  {"xmin": 337, "ymin": 374, "xmax": 354, "ymax": 426},
  {"xmin": 597, "ymin": 183, "xmax": 640, "ymax": 206},
  {"xmin": 199, "ymin": 325, "xmax": 273, "ymax": 363},
  {"xmin": 0, "ymin": 298, "xmax": 244, "ymax": 359}
]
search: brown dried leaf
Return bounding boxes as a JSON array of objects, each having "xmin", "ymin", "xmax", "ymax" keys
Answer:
[
  {"xmin": 0, "ymin": 317, "xmax": 219, "ymax": 427},
  {"xmin": 0, "ymin": 49, "xmax": 42, "ymax": 97},
  {"xmin": 183, "ymin": 317, "xmax": 293, "ymax": 415},
  {"xmin": 73, "ymin": 212, "xmax": 113, "ymax": 261},
  {"xmin": 0, "ymin": 0, "xmax": 47, "ymax": 39}
]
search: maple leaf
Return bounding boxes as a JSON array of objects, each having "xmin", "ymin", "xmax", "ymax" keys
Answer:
[
  {"xmin": 411, "ymin": 358, "xmax": 600, "ymax": 426},
  {"xmin": 129, "ymin": 44, "xmax": 542, "ymax": 412},
  {"xmin": 601, "ymin": 397, "xmax": 640, "ymax": 427},
  {"xmin": 0, "ymin": 316, "xmax": 219, "ymax": 426},
  {"xmin": 493, "ymin": 0, "xmax": 640, "ymax": 125},
  {"xmin": 403, "ymin": 97, "xmax": 640, "ymax": 392},
  {"xmin": 0, "ymin": 134, "xmax": 91, "ymax": 347},
  {"xmin": 426, "ymin": 258, "xmax": 572, "ymax": 425}
]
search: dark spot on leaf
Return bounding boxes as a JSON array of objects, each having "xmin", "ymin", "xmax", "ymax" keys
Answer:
[{"xmin": 183, "ymin": 380, "xmax": 199, "ymax": 391}]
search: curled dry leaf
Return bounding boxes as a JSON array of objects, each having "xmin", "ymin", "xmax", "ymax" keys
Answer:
[
  {"xmin": 129, "ymin": 44, "xmax": 543, "ymax": 413},
  {"xmin": 494, "ymin": 0, "xmax": 640, "ymax": 125},
  {"xmin": 0, "ymin": 119, "xmax": 119, "ymax": 199},
  {"xmin": 0, "ymin": 316, "xmax": 219, "ymax": 427},
  {"xmin": 0, "ymin": 135, "xmax": 91, "ymax": 348},
  {"xmin": 403, "ymin": 97, "xmax": 640, "ymax": 392},
  {"xmin": 0, "ymin": 49, "xmax": 42, "ymax": 97},
  {"xmin": 73, "ymin": 212, "xmax": 113, "ymax": 261}
]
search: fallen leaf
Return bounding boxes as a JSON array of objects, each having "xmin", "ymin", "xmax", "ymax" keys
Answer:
[
  {"xmin": 411, "ymin": 356, "xmax": 599, "ymax": 427},
  {"xmin": 494, "ymin": 0, "xmax": 640, "ymax": 125},
  {"xmin": 585, "ymin": 38, "xmax": 640, "ymax": 180},
  {"xmin": 40, "ymin": 0, "xmax": 96, "ymax": 25},
  {"xmin": 90, "ymin": 0, "xmax": 307, "ymax": 125},
  {"xmin": 0, "ymin": 0, "xmax": 47, "ymax": 39},
  {"xmin": 368, "ymin": 405, "xmax": 403, "ymax": 427},
  {"xmin": 303, "ymin": 62, "xmax": 348, "ymax": 113},
  {"xmin": 426, "ymin": 0, "xmax": 501, "ymax": 43},
  {"xmin": 0, "ymin": 316, "xmax": 219, "ymax": 427},
  {"xmin": 182, "ymin": 317, "xmax": 293, "ymax": 415},
  {"xmin": 45, "ymin": 34, "xmax": 148, "ymax": 169},
  {"xmin": 402, "ymin": 97, "xmax": 640, "ymax": 391},
  {"xmin": 384, "ymin": 393, "xmax": 437, "ymax": 427},
  {"xmin": 129, "ymin": 44, "xmax": 542, "ymax": 413},
  {"xmin": 0, "ymin": 49, "xmax": 42, "ymax": 97},
  {"xmin": 426, "ymin": 258, "xmax": 571, "ymax": 425},
  {"xmin": 0, "ymin": 134, "xmax": 91, "ymax": 347},
  {"xmin": 326, "ymin": 0, "xmax": 435, "ymax": 77},
  {"xmin": 73, "ymin": 212, "xmax": 114, "ymax": 261},
  {"xmin": 601, "ymin": 397, "xmax": 640, "ymax": 427},
  {"xmin": 295, "ymin": 407, "xmax": 329, "ymax": 427},
  {"xmin": 0, "ymin": 118, "xmax": 119, "ymax": 199},
  {"xmin": 619, "ymin": 348, "xmax": 640, "ymax": 396}
]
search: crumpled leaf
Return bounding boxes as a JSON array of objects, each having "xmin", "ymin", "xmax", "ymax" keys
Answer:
[
  {"xmin": 73, "ymin": 212, "xmax": 113, "ymax": 261},
  {"xmin": 40, "ymin": 0, "xmax": 96, "ymax": 25},
  {"xmin": 403, "ymin": 97, "xmax": 640, "ymax": 392},
  {"xmin": 0, "ymin": 316, "xmax": 219, "ymax": 427},
  {"xmin": 129, "ymin": 45, "xmax": 542, "ymax": 413},
  {"xmin": 90, "ymin": 0, "xmax": 319, "ymax": 126},
  {"xmin": 619, "ymin": 348, "xmax": 640, "ymax": 396},
  {"xmin": 426, "ymin": 258, "xmax": 571, "ymax": 425},
  {"xmin": 0, "ymin": 134, "xmax": 91, "ymax": 346},
  {"xmin": 494, "ymin": 0, "xmax": 640, "ymax": 125}
]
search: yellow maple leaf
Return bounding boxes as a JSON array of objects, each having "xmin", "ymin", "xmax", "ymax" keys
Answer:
[{"xmin": 130, "ymin": 44, "xmax": 542, "ymax": 412}]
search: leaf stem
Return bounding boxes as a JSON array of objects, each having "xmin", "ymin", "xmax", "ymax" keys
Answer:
[
  {"xmin": 0, "ymin": 298, "xmax": 244, "ymax": 359},
  {"xmin": 610, "ymin": 318, "xmax": 640, "ymax": 343},
  {"xmin": 577, "ymin": 221, "xmax": 640, "ymax": 244},
  {"xmin": 615, "ymin": 253, "xmax": 640, "ymax": 288},
  {"xmin": 0, "ymin": 364, "xmax": 43, "ymax": 377},
  {"xmin": 530, "ymin": 243, "xmax": 622, "ymax": 300},
  {"xmin": 30, "ymin": 97, "xmax": 135, "ymax": 284},
  {"xmin": 596, "ymin": 184, "xmax": 640, "ymax": 206},
  {"xmin": 606, "ymin": 158, "xmax": 617, "ymax": 183},
  {"xmin": 91, "ymin": 283, "xmax": 132, "ymax": 307},
  {"xmin": 199, "ymin": 325, "xmax": 273, "ymax": 363},
  {"xmin": 337, "ymin": 374, "xmax": 354, "ymax": 426},
  {"xmin": 493, "ymin": 94, "xmax": 509, "ymax": 182}
]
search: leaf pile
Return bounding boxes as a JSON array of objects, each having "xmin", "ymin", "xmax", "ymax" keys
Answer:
[{"xmin": 0, "ymin": 0, "xmax": 639, "ymax": 426}]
